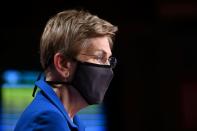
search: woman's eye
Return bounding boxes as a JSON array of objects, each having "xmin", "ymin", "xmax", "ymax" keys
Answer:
[
  {"xmin": 96, "ymin": 55, "xmax": 103, "ymax": 60},
  {"xmin": 94, "ymin": 56, "xmax": 104, "ymax": 63}
]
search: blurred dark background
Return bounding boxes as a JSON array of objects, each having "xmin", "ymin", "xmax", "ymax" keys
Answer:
[{"xmin": 1, "ymin": 0, "xmax": 197, "ymax": 130}]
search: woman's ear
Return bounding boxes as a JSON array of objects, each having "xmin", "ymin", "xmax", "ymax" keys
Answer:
[{"xmin": 53, "ymin": 52, "xmax": 70, "ymax": 78}]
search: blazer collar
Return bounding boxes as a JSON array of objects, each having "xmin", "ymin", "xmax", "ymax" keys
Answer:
[{"xmin": 34, "ymin": 75, "xmax": 79, "ymax": 129}]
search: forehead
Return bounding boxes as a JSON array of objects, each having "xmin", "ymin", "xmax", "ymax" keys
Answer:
[{"xmin": 81, "ymin": 36, "xmax": 112, "ymax": 55}]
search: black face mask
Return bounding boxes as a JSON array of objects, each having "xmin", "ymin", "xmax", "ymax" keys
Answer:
[
  {"xmin": 72, "ymin": 61, "xmax": 114, "ymax": 105},
  {"xmin": 43, "ymin": 61, "xmax": 114, "ymax": 105}
]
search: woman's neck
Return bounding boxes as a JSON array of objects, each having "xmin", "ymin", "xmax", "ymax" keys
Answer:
[
  {"xmin": 53, "ymin": 85, "xmax": 88, "ymax": 119},
  {"xmin": 45, "ymin": 71, "xmax": 88, "ymax": 119}
]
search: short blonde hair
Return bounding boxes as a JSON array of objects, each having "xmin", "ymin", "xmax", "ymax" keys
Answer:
[{"xmin": 40, "ymin": 9, "xmax": 118, "ymax": 69}]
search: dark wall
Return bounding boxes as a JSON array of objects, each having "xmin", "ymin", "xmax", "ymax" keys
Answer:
[{"xmin": 1, "ymin": 0, "xmax": 197, "ymax": 130}]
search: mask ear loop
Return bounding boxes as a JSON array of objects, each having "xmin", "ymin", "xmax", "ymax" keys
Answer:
[{"xmin": 32, "ymin": 51, "xmax": 77, "ymax": 97}]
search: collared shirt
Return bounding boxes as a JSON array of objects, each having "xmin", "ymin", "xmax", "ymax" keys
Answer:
[{"xmin": 14, "ymin": 75, "xmax": 85, "ymax": 131}]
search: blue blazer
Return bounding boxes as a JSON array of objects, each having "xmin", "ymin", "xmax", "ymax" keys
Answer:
[{"xmin": 14, "ymin": 76, "xmax": 85, "ymax": 131}]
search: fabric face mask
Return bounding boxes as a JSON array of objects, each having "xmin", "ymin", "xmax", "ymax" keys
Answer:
[{"xmin": 71, "ymin": 61, "xmax": 114, "ymax": 105}]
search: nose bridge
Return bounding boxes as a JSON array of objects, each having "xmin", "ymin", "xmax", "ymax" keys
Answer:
[{"xmin": 105, "ymin": 59, "xmax": 110, "ymax": 66}]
